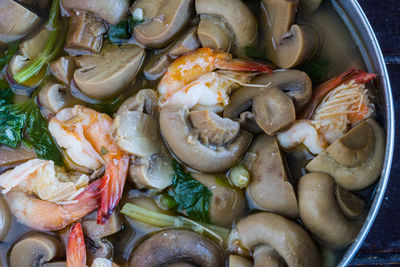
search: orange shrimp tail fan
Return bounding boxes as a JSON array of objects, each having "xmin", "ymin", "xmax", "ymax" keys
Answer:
[{"xmin": 67, "ymin": 222, "xmax": 86, "ymax": 267}]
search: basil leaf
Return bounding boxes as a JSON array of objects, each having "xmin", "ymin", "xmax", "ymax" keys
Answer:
[
  {"xmin": 167, "ymin": 160, "xmax": 212, "ymax": 223},
  {"xmin": 300, "ymin": 58, "xmax": 329, "ymax": 85},
  {"xmin": 108, "ymin": 17, "xmax": 144, "ymax": 43},
  {"xmin": 245, "ymin": 46, "xmax": 268, "ymax": 61}
]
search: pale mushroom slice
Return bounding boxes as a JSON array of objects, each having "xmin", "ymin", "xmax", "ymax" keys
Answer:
[
  {"xmin": 306, "ymin": 118, "xmax": 385, "ymax": 190},
  {"xmin": 229, "ymin": 255, "xmax": 252, "ymax": 267},
  {"xmin": 39, "ymin": 83, "xmax": 73, "ymax": 114},
  {"xmin": 168, "ymin": 26, "xmax": 200, "ymax": 58},
  {"xmin": 197, "ymin": 16, "xmax": 231, "ymax": 52},
  {"xmin": 74, "ymin": 44, "xmax": 145, "ymax": 99},
  {"xmin": 335, "ymin": 185, "xmax": 365, "ymax": 219},
  {"xmin": 50, "ymin": 56, "xmax": 77, "ymax": 85},
  {"xmin": 132, "ymin": 0, "xmax": 194, "ymax": 48},
  {"xmin": 253, "ymin": 245, "xmax": 285, "ymax": 267},
  {"xmin": 81, "ymin": 210, "xmax": 122, "ymax": 239}
]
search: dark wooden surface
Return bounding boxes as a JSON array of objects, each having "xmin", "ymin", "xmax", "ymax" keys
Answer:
[{"xmin": 350, "ymin": 0, "xmax": 400, "ymax": 266}]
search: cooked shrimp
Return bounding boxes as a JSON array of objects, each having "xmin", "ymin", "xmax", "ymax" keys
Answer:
[
  {"xmin": 49, "ymin": 105, "xmax": 130, "ymax": 224},
  {"xmin": 158, "ymin": 48, "xmax": 273, "ymax": 108}
]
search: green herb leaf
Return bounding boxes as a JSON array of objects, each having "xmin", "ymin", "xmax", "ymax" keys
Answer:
[
  {"xmin": 167, "ymin": 160, "xmax": 212, "ymax": 223},
  {"xmin": 0, "ymin": 104, "xmax": 26, "ymax": 148},
  {"xmin": 87, "ymin": 96, "xmax": 124, "ymax": 115},
  {"xmin": 100, "ymin": 146, "xmax": 109, "ymax": 156},
  {"xmin": 0, "ymin": 41, "xmax": 20, "ymax": 70},
  {"xmin": 0, "ymin": 80, "xmax": 14, "ymax": 106},
  {"xmin": 108, "ymin": 17, "xmax": 144, "ymax": 43},
  {"xmin": 245, "ymin": 46, "xmax": 268, "ymax": 60},
  {"xmin": 300, "ymin": 58, "xmax": 329, "ymax": 85}
]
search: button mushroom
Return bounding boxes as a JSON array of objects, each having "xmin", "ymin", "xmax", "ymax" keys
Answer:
[
  {"xmin": 229, "ymin": 255, "xmax": 252, "ymax": 267},
  {"xmin": 253, "ymin": 245, "xmax": 285, "ymax": 267},
  {"xmin": 61, "ymin": 0, "xmax": 129, "ymax": 25},
  {"xmin": 298, "ymin": 173, "xmax": 363, "ymax": 247},
  {"xmin": 0, "ymin": 0, "xmax": 41, "ymax": 43},
  {"xmin": 74, "ymin": 44, "xmax": 145, "ymax": 99},
  {"xmin": 81, "ymin": 210, "xmax": 122, "ymax": 239},
  {"xmin": 244, "ymin": 135, "xmax": 298, "ymax": 218},
  {"xmin": 10, "ymin": 233, "xmax": 64, "ymax": 267},
  {"xmin": 65, "ymin": 11, "xmax": 107, "ymax": 55},
  {"xmin": 196, "ymin": 0, "xmax": 257, "ymax": 48},
  {"xmin": 191, "ymin": 173, "xmax": 246, "ymax": 227},
  {"xmin": 132, "ymin": 0, "xmax": 194, "ymax": 48},
  {"xmin": 50, "ymin": 56, "xmax": 77, "ymax": 85},
  {"xmin": 168, "ymin": 26, "xmax": 200, "ymax": 58},
  {"xmin": 230, "ymin": 212, "xmax": 321, "ymax": 267},
  {"xmin": 0, "ymin": 195, "xmax": 11, "ymax": 241},
  {"xmin": 160, "ymin": 105, "xmax": 252, "ymax": 173},
  {"xmin": 38, "ymin": 83, "xmax": 73, "ymax": 114},
  {"xmin": 261, "ymin": 0, "xmax": 318, "ymax": 68},
  {"xmin": 306, "ymin": 118, "xmax": 385, "ymax": 190},
  {"xmin": 197, "ymin": 16, "xmax": 231, "ymax": 52},
  {"xmin": 129, "ymin": 229, "xmax": 223, "ymax": 267}
]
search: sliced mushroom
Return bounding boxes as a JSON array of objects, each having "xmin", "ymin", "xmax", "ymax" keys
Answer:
[
  {"xmin": 0, "ymin": 146, "xmax": 36, "ymax": 167},
  {"xmin": 74, "ymin": 44, "xmax": 145, "ymax": 99},
  {"xmin": 0, "ymin": 195, "xmax": 11, "ymax": 241},
  {"xmin": 196, "ymin": 0, "xmax": 257, "ymax": 48},
  {"xmin": 39, "ymin": 83, "xmax": 72, "ymax": 113},
  {"xmin": 144, "ymin": 53, "xmax": 172, "ymax": 81},
  {"xmin": 168, "ymin": 26, "xmax": 200, "ymax": 58},
  {"xmin": 244, "ymin": 135, "xmax": 298, "ymax": 218},
  {"xmin": 117, "ymin": 89, "xmax": 158, "ymax": 116},
  {"xmin": 230, "ymin": 212, "xmax": 321, "ymax": 267},
  {"xmin": 129, "ymin": 229, "xmax": 223, "ymax": 267},
  {"xmin": 253, "ymin": 245, "xmax": 285, "ymax": 267},
  {"xmin": 192, "ymin": 173, "xmax": 246, "ymax": 227},
  {"xmin": 224, "ymin": 85, "xmax": 295, "ymax": 136},
  {"xmin": 61, "ymin": 0, "xmax": 129, "ymax": 24},
  {"xmin": 86, "ymin": 238, "xmax": 113, "ymax": 266},
  {"xmin": 10, "ymin": 233, "xmax": 64, "ymax": 267},
  {"xmin": 20, "ymin": 27, "xmax": 50, "ymax": 59},
  {"xmin": 298, "ymin": 173, "xmax": 363, "ymax": 247},
  {"xmin": 50, "ymin": 56, "xmax": 77, "ymax": 85},
  {"xmin": 197, "ymin": 16, "xmax": 231, "ymax": 52},
  {"xmin": 81, "ymin": 210, "xmax": 122, "ymax": 239},
  {"xmin": 229, "ymin": 255, "xmax": 252, "ymax": 267},
  {"xmin": 0, "ymin": 0, "xmax": 41, "ymax": 43},
  {"xmin": 132, "ymin": 0, "xmax": 194, "ymax": 48},
  {"xmin": 261, "ymin": 0, "xmax": 318, "ymax": 68},
  {"xmin": 66, "ymin": 11, "xmax": 107, "ymax": 55},
  {"xmin": 160, "ymin": 105, "xmax": 252, "ymax": 173},
  {"xmin": 335, "ymin": 185, "xmax": 365, "ymax": 219},
  {"xmin": 306, "ymin": 118, "xmax": 385, "ymax": 190}
]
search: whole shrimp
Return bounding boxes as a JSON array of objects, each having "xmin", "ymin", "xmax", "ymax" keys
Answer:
[
  {"xmin": 278, "ymin": 68, "xmax": 376, "ymax": 154},
  {"xmin": 67, "ymin": 222, "xmax": 118, "ymax": 267},
  {"xmin": 158, "ymin": 48, "xmax": 273, "ymax": 108},
  {"xmin": 49, "ymin": 105, "xmax": 129, "ymax": 224}
]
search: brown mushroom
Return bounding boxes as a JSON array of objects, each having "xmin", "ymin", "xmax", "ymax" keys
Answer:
[
  {"xmin": 197, "ymin": 16, "xmax": 231, "ymax": 52},
  {"xmin": 0, "ymin": 0, "xmax": 40, "ymax": 43},
  {"xmin": 20, "ymin": 27, "xmax": 50, "ymax": 59},
  {"xmin": 144, "ymin": 53, "xmax": 172, "ymax": 81},
  {"xmin": 50, "ymin": 56, "xmax": 77, "ymax": 85},
  {"xmin": 129, "ymin": 229, "xmax": 223, "ymax": 267},
  {"xmin": 10, "ymin": 233, "xmax": 64, "ymax": 267},
  {"xmin": 81, "ymin": 210, "xmax": 122, "ymax": 239},
  {"xmin": 306, "ymin": 118, "xmax": 385, "ymax": 190},
  {"xmin": 65, "ymin": 11, "xmax": 107, "ymax": 55},
  {"xmin": 196, "ymin": 0, "xmax": 257, "ymax": 48},
  {"xmin": 244, "ymin": 135, "xmax": 298, "ymax": 218},
  {"xmin": 335, "ymin": 185, "xmax": 365, "ymax": 219},
  {"xmin": 117, "ymin": 89, "xmax": 158, "ymax": 116},
  {"xmin": 229, "ymin": 255, "xmax": 252, "ymax": 267},
  {"xmin": 39, "ymin": 83, "xmax": 72, "ymax": 114},
  {"xmin": 160, "ymin": 105, "xmax": 252, "ymax": 173},
  {"xmin": 230, "ymin": 212, "xmax": 321, "ymax": 267},
  {"xmin": 132, "ymin": 0, "xmax": 194, "ymax": 48},
  {"xmin": 74, "ymin": 44, "xmax": 145, "ymax": 99},
  {"xmin": 298, "ymin": 173, "xmax": 363, "ymax": 247},
  {"xmin": 191, "ymin": 173, "xmax": 246, "ymax": 227},
  {"xmin": 253, "ymin": 245, "xmax": 285, "ymax": 267},
  {"xmin": 168, "ymin": 26, "xmax": 200, "ymax": 58},
  {"xmin": 261, "ymin": 0, "xmax": 318, "ymax": 68},
  {"xmin": 61, "ymin": 0, "xmax": 129, "ymax": 24},
  {"xmin": 0, "ymin": 146, "xmax": 36, "ymax": 167}
]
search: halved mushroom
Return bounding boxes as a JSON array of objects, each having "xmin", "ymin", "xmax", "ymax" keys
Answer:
[
  {"xmin": 168, "ymin": 26, "xmax": 200, "ymax": 58},
  {"xmin": 0, "ymin": 146, "xmax": 36, "ymax": 167},
  {"xmin": 244, "ymin": 135, "xmax": 298, "ymax": 218},
  {"xmin": 86, "ymin": 238, "xmax": 113, "ymax": 266},
  {"xmin": 144, "ymin": 53, "xmax": 172, "ymax": 81},
  {"xmin": 0, "ymin": 195, "xmax": 11, "ymax": 241},
  {"xmin": 197, "ymin": 16, "xmax": 231, "ymax": 52},
  {"xmin": 335, "ymin": 185, "xmax": 365, "ymax": 219},
  {"xmin": 61, "ymin": 0, "xmax": 129, "ymax": 24},
  {"xmin": 160, "ymin": 105, "xmax": 252, "ymax": 173},
  {"xmin": 229, "ymin": 255, "xmax": 252, "ymax": 267},
  {"xmin": 129, "ymin": 229, "xmax": 223, "ymax": 267},
  {"xmin": 196, "ymin": 0, "xmax": 257, "ymax": 48},
  {"xmin": 306, "ymin": 118, "xmax": 385, "ymax": 190},
  {"xmin": 10, "ymin": 233, "xmax": 64, "ymax": 267},
  {"xmin": 50, "ymin": 56, "xmax": 77, "ymax": 85},
  {"xmin": 230, "ymin": 212, "xmax": 321, "ymax": 267},
  {"xmin": 191, "ymin": 173, "xmax": 246, "ymax": 227},
  {"xmin": 253, "ymin": 245, "xmax": 285, "ymax": 267},
  {"xmin": 132, "ymin": 0, "xmax": 194, "ymax": 48},
  {"xmin": 298, "ymin": 173, "xmax": 363, "ymax": 247},
  {"xmin": 39, "ymin": 83, "xmax": 72, "ymax": 114},
  {"xmin": 81, "ymin": 210, "xmax": 122, "ymax": 239},
  {"xmin": 65, "ymin": 11, "xmax": 107, "ymax": 55},
  {"xmin": 117, "ymin": 89, "xmax": 158, "ymax": 116},
  {"xmin": 0, "ymin": 0, "xmax": 41, "ymax": 43},
  {"xmin": 224, "ymin": 84, "xmax": 295, "ymax": 136},
  {"xmin": 261, "ymin": 0, "xmax": 318, "ymax": 68},
  {"xmin": 74, "ymin": 44, "xmax": 145, "ymax": 99}
]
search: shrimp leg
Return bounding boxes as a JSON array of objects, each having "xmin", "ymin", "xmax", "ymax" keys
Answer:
[{"xmin": 67, "ymin": 222, "xmax": 86, "ymax": 267}]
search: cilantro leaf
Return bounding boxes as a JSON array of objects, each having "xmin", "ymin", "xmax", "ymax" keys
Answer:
[
  {"xmin": 300, "ymin": 58, "xmax": 329, "ymax": 85},
  {"xmin": 108, "ymin": 17, "xmax": 144, "ymax": 43},
  {"xmin": 167, "ymin": 160, "xmax": 212, "ymax": 223}
]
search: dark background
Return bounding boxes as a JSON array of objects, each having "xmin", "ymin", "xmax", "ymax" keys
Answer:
[{"xmin": 350, "ymin": 0, "xmax": 400, "ymax": 266}]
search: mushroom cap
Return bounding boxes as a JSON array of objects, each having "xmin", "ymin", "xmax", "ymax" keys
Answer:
[
  {"xmin": 50, "ymin": 56, "xmax": 77, "ymax": 85},
  {"xmin": 232, "ymin": 212, "xmax": 321, "ymax": 267},
  {"xmin": 197, "ymin": 16, "xmax": 231, "ymax": 52},
  {"xmin": 10, "ymin": 233, "xmax": 64, "ymax": 267},
  {"xmin": 245, "ymin": 135, "xmax": 298, "ymax": 218},
  {"xmin": 39, "ymin": 83, "xmax": 71, "ymax": 114},
  {"xmin": 160, "ymin": 105, "xmax": 252, "ymax": 173},
  {"xmin": 306, "ymin": 118, "xmax": 385, "ymax": 190},
  {"xmin": 298, "ymin": 172, "xmax": 362, "ymax": 247},
  {"xmin": 132, "ymin": 0, "xmax": 194, "ymax": 48},
  {"xmin": 191, "ymin": 173, "xmax": 246, "ymax": 227},
  {"xmin": 196, "ymin": 0, "xmax": 257, "ymax": 48},
  {"xmin": 129, "ymin": 229, "xmax": 223, "ymax": 267},
  {"xmin": 74, "ymin": 44, "xmax": 145, "ymax": 99}
]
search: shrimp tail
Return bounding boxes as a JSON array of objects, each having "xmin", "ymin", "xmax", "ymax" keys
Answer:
[
  {"xmin": 67, "ymin": 222, "xmax": 86, "ymax": 267},
  {"xmin": 97, "ymin": 155, "xmax": 129, "ymax": 225},
  {"xmin": 300, "ymin": 68, "xmax": 376, "ymax": 119},
  {"xmin": 215, "ymin": 59, "xmax": 273, "ymax": 73}
]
